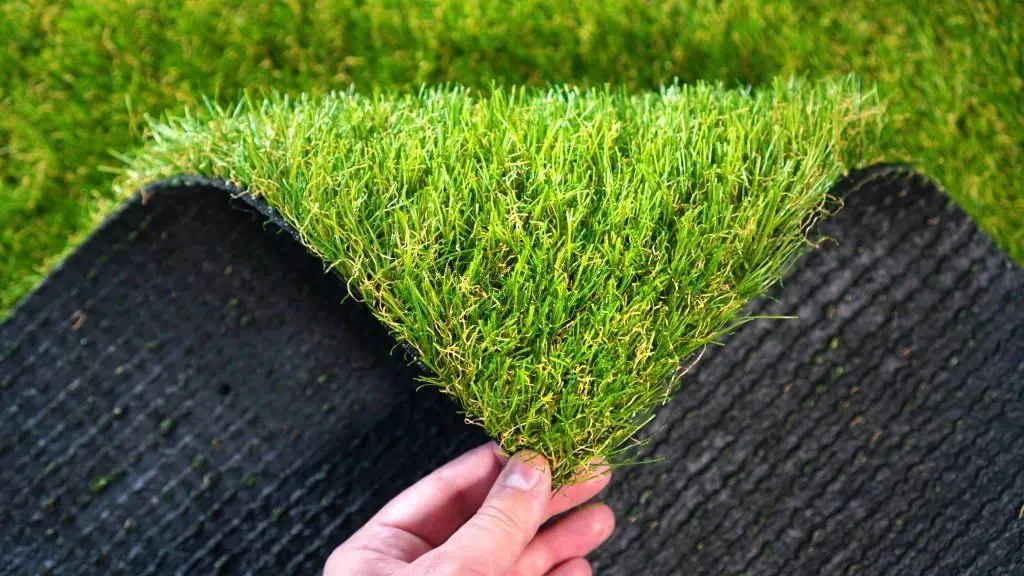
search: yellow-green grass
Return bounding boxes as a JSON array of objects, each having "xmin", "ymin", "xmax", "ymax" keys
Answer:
[
  {"xmin": 1, "ymin": 0, "xmax": 1021, "ymax": 316},
  {"xmin": 116, "ymin": 79, "xmax": 883, "ymax": 482}
]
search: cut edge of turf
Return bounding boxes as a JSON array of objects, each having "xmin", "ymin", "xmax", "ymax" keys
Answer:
[{"xmin": 108, "ymin": 76, "xmax": 884, "ymax": 484}]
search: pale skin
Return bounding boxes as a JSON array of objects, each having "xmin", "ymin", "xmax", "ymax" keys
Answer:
[{"xmin": 324, "ymin": 442, "xmax": 615, "ymax": 576}]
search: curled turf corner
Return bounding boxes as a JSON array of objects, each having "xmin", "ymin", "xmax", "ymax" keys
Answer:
[{"xmin": 117, "ymin": 77, "xmax": 883, "ymax": 484}]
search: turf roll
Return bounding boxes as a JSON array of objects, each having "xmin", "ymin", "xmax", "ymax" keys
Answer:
[
  {"xmin": 1, "ymin": 167, "xmax": 1020, "ymax": 574},
  {"xmin": 116, "ymin": 78, "xmax": 883, "ymax": 483}
]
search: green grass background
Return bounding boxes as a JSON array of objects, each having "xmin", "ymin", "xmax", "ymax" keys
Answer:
[{"xmin": 1, "ymin": 0, "xmax": 1021, "ymax": 315}]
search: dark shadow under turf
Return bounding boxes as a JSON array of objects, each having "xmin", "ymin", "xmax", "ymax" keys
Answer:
[{"xmin": 1, "ymin": 167, "xmax": 1021, "ymax": 575}]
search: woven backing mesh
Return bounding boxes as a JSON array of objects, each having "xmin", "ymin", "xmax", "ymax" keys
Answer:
[{"xmin": 2, "ymin": 168, "xmax": 1021, "ymax": 575}]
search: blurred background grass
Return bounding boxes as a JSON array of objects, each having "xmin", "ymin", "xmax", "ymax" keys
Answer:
[{"xmin": 1, "ymin": 0, "xmax": 1021, "ymax": 314}]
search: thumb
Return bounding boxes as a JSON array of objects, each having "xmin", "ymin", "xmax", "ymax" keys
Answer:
[{"xmin": 414, "ymin": 451, "xmax": 552, "ymax": 576}]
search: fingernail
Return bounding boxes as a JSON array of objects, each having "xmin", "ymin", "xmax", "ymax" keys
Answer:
[
  {"xmin": 489, "ymin": 442, "xmax": 510, "ymax": 465},
  {"xmin": 500, "ymin": 451, "xmax": 545, "ymax": 491}
]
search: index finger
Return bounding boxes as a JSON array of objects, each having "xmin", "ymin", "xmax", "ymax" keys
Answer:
[{"xmin": 361, "ymin": 441, "xmax": 508, "ymax": 548}]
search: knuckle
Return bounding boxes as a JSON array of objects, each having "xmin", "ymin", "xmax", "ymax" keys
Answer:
[
  {"xmin": 457, "ymin": 563, "xmax": 495, "ymax": 576},
  {"xmin": 506, "ymin": 545, "xmax": 549, "ymax": 576},
  {"xmin": 425, "ymin": 551, "xmax": 494, "ymax": 576},
  {"xmin": 504, "ymin": 562, "xmax": 533, "ymax": 576},
  {"xmin": 475, "ymin": 503, "xmax": 529, "ymax": 539}
]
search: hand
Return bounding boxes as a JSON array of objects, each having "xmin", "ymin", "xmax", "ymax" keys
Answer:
[{"xmin": 324, "ymin": 442, "xmax": 615, "ymax": 576}]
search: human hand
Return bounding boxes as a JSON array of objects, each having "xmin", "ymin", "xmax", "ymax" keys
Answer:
[{"xmin": 324, "ymin": 442, "xmax": 615, "ymax": 576}]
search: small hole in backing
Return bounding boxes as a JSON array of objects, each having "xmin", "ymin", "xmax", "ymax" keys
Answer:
[{"xmin": 217, "ymin": 383, "xmax": 231, "ymax": 395}]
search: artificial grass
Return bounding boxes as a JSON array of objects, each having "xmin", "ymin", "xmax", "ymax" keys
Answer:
[
  {"xmin": 1, "ymin": 0, "xmax": 1021, "ymax": 316},
  {"xmin": 116, "ymin": 78, "xmax": 883, "ymax": 483}
]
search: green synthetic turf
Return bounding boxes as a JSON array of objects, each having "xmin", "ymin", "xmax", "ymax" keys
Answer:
[
  {"xmin": 116, "ymin": 79, "xmax": 882, "ymax": 482},
  {"xmin": 1, "ymin": 0, "xmax": 1021, "ymax": 316}
]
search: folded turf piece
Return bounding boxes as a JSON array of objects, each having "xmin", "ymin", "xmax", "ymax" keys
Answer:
[
  {"xmin": 116, "ymin": 78, "xmax": 884, "ymax": 484},
  {"xmin": 1, "ymin": 167, "xmax": 1020, "ymax": 574}
]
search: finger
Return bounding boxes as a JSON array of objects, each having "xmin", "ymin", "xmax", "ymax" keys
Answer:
[
  {"xmin": 360, "ymin": 441, "xmax": 508, "ymax": 549},
  {"xmin": 509, "ymin": 504, "xmax": 614, "ymax": 576},
  {"xmin": 417, "ymin": 451, "xmax": 552, "ymax": 575},
  {"xmin": 324, "ymin": 525, "xmax": 420, "ymax": 576},
  {"xmin": 545, "ymin": 461, "xmax": 611, "ymax": 520},
  {"xmin": 546, "ymin": 558, "xmax": 592, "ymax": 576}
]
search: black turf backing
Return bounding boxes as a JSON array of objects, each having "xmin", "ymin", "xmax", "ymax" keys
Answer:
[{"xmin": 1, "ymin": 168, "xmax": 1021, "ymax": 575}]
